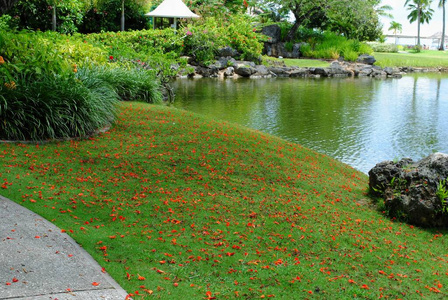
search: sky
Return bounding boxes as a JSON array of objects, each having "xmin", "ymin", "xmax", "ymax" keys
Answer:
[{"xmin": 380, "ymin": 0, "xmax": 445, "ymax": 37}]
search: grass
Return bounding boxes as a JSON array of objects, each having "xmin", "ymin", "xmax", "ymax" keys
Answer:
[
  {"xmin": 374, "ymin": 50, "xmax": 448, "ymax": 68},
  {"xmin": 1, "ymin": 102, "xmax": 448, "ymax": 299},
  {"xmin": 264, "ymin": 56, "xmax": 331, "ymax": 68}
]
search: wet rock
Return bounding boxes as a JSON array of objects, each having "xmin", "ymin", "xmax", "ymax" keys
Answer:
[
  {"xmin": 268, "ymin": 67, "xmax": 292, "ymax": 77},
  {"xmin": 369, "ymin": 153, "xmax": 448, "ymax": 227},
  {"xmin": 252, "ymin": 65, "xmax": 270, "ymax": 77},
  {"xmin": 234, "ymin": 64, "xmax": 257, "ymax": 77},
  {"xmin": 224, "ymin": 67, "xmax": 235, "ymax": 77},
  {"xmin": 357, "ymin": 54, "xmax": 376, "ymax": 65}
]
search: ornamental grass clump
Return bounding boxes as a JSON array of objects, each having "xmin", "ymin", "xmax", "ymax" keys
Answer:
[
  {"xmin": 0, "ymin": 30, "xmax": 119, "ymax": 141},
  {"xmin": 92, "ymin": 66, "xmax": 162, "ymax": 103},
  {"xmin": 0, "ymin": 66, "xmax": 119, "ymax": 141}
]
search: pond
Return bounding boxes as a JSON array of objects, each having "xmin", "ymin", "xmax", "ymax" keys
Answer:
[{"xmin": 172, "ymin": 74, "xmax": 448, "ymax": 174}]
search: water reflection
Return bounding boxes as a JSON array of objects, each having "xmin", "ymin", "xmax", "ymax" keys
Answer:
[{"xmin": 172, "ymin": 74, "xmax": 448, "ymax": 173}]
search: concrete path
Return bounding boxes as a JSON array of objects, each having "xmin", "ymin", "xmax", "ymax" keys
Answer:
[{"xmin": 0, "ymin": 195, "xmax": 128, "ymax": 300}]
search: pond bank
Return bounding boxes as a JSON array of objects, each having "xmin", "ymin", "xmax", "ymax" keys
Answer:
[{"xmin": 177, "ymin": 56, "xmax": 448, "ymax": 80}]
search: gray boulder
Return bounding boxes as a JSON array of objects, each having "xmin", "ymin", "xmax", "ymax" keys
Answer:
[
  {"xmin": 195, "ymin": 66, "xmax": 219, "ymax": 78},
  {"xmin": 234, "ymin": 64, "xmax": 257, "ymax": 77},
  {"xmin": 288, "ymin": 68, "xmax": 309, "ymax": 77},
  {"xmin": 327, "ymin": 62, "xmax": 353, "ymax": 77},
  {"xmin": 369, "ymin": 153, "xmax": 448, "ymax": 227},
  {"xmin": 312, "ymin": 68, "xmax": 328, "ymax": 76},
  {"xmin": 357, "ymin": 54, "xmax": 376, "ymax": 65},
  {"xmin": 263, "ymin": 42, "xmax": 302, "ymax": 58},
  {"xmin": 224, "ymin": 67, "xmax": 235, "ymax": 77},
  {"xmin": 262, "ymin": 24, "xmax": 281, "ymax": 44},
  {"xmin": 252, "ymin": 65, "xmax": 271, "ymax": 77},
  {"xmin": 268, "ymin": 67, "xmax": 292, "ymax": 77},
  {"xmin": 219, "ymin": 46, "xmax": 239, "ymax": 58}
]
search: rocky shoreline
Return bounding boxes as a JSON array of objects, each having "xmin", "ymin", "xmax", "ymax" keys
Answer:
[{"xmin": 178, "ymin": 55, "xmax": 447, "ymax": 80}]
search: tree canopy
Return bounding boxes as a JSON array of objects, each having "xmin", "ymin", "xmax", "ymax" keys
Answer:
[{"xmin": 272, "ymin": 0, "xmax": 383, "ymax": 41}]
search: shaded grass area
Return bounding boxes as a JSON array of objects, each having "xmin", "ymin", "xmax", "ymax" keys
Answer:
[
  {"xmin": 1, "ymin": 102, "xmax": 448, "ymax": 299},
  {"xmin": 374, "ymin": 50, "xmax": 448, "ymax": 68}
]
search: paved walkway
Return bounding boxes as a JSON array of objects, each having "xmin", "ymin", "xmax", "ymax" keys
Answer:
[{"xmin": 0, "ymin": 195, "xmax": 128, "ymax": 299}]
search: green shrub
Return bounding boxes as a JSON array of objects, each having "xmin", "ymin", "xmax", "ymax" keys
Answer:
[
  {"xmin": 182, "ymin": 14, "xmax": 264, "ymax": 63},
  {"xmin": 0, "ymin": 30, "xmax": 119, "ymax": 141},
  {"xmin": 299, "ymin": 32, "xmax": 373, "ymax": 61},
  {"xmin": 84, "ymin": 29, "xmax": 184, "ymax": 61},
  {"xmin": 91, "ymin": 66, "xmax": 162, "ymax": 103},
  {"xmin": 366, "ymin": 42, "xmax": 398, "ymax": 53},
  {"xmin": 0, "ymin": 68, "xmax": 118, "ymax": 141}
]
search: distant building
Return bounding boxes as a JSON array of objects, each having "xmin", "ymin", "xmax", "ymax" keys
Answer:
[{"xmin": 384, "ymin": 32, "xmax": 448, "ymax": 49}]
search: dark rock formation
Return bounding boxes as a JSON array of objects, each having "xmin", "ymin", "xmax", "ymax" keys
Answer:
[
  {"xmin": 357, "ymin": 54, "xmax": 376, "ymax": 65},
  {"xmin": 261, "ymin": 24, "xmax": 282, "ymax": 44},
  {"xmin": 263, "ymin": 42, "xmax": 303, "ymax": 58},
  {"xmin": 181, "ymin": 55, "xmax": 406, "ymax": 79},
  {"xmin": 369, "ymin": 153, "xmax": 448, "ymax": 227},
  {"xmin": 234, "ymin": 62, "xmax": 257, "ymax": 77},
  {"xmin": 218, "ymin": 46, "xmax": 239, "ymax": 58}
]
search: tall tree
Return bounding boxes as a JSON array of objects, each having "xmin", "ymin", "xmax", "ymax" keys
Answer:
[
  {"xmin": 389, "ymin": 21, "xmax": 403, "ymax": 44},
  {"xmin": 375, "ymin": 3, "xmax": 393, "ymax": 19},
  {"xmin": 274, "ymin": 0, "xmax": 382, "ymax": 41},
  {"xmin": 0, "ymin": 0, "xmax": 20, "ymax": 15},
  {"xmin": 121, "ymin": 0, "xmax": 125, "ymax": 31},
  {"xmin": 405, "ymin": 0, "xmax": 434, "ymax": 47},
  {"xmin": 439, "ymin": 0, "xmax": 446, "ymax": 50}
]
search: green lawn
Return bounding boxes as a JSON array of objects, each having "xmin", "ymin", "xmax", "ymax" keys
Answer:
[
  {"xmin": 374, "ymin": 50, "xmax": 448, "ymax": 68},
  {"xmin": 263, "ymin": 56, "xmax": 331, "ymax": 68},
  {"xmin": 1, "ymin": 102, "xmax": 448, "ymax": 299}
]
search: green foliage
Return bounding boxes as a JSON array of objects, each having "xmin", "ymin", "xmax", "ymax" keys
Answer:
[
  {"xmin": 301, "ymin": 32, "xmax": 373, "ymax": 61},
  {"xmin": 367, "ymin": 42, "xmax": 399, "ymax": 53},
  {"xmin": 10, "ymin": 0, "xmax": 85, "ymax": 33},
  {"xmin": 188, "ymin": 0, "xmax": 246, "ymax": 18},
  {"xmin": 79, "ymin": 0, "xmax": 149, "ymax": 33},
  {"xmin": 284, "ymin": 41, "xmax": 294, "ymax": 52},
  {"xmin": 84, "ymin": 29, "xmax": 183, "ymax": 62},
  {"xmin": 90, "ymin": 66, "xmax": 162, "ymax": 103},
  {"xmin": 412, "ymin": 45, "xmax": 423, "ymax": 53},
  {"xmin": 183, "ymin": 14, "xmax": 265, "ymax": 63},
  {"xmin": 437, "ymin": 179, "xmax": 448, "ymax": 213},
  {"xmin": 0, "ymin": 14, "xmax": 18, "ymax": 31},
  {"xmin": 0, "ymin": 29, "xmax": 165, "ymax": 140},
  {"xmin": 0, "ymin": 66, "xmax": 118, "ymax": 141}
]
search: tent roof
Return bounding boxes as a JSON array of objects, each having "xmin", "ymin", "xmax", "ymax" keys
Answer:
[
  {"xmin": 428, "ymin": 32, "xmax": 448, "ymax": 39},
  {"xmin": 145, "ymin": 0, "xmax": 199, "ymax": 18}
]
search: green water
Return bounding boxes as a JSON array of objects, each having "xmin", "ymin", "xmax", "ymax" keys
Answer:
[{"xmin": 172, "ymin": 74, "xmax": 448, "ymax": 173}]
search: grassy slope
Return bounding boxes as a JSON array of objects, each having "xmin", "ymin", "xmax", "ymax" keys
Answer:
[
  {"xmin": 1, "ymin": 102, "xmax": 447, "ymax": 299},
  {"xmin": 374, "ymin": 50, "xmax": 448, "ymax": 68}
]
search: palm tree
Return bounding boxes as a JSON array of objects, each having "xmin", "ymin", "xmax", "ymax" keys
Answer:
[
  {"xmin": 405, "ymin": 0, "xmax": 434, "ymax": 47},
  {"xmin": 389, "ymin": 21, "xmax": 403, "ymax": 44},
  {"xmin": 375, "ymin": 4, "xmax": 393, "ymax": 19},
  {"xmin": 440, "ymin": 0, "xmax": 446, "ymax": 50}
]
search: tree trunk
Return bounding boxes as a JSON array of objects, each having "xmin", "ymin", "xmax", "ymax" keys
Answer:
[
  {"xmin": 121, "ymin": 0, "xmax": 125, "ymax": 31},
  {"xmin": 285, "ymin": 5, "xmax": 319, "ymax": 42},
  {"xmin": 417, "ymin": 5, "xmax": 421, "ymax": 46},
  {"xmin": 285, "ymin": 21, "xmax": 300, "ymax": 42},
  {"xmin": 441, "ymin": 1, "xmax": 446, "ymax": 50},
  {"xmin": 52, "ymin": 4, "xmax": 56, "ymax": 31}
]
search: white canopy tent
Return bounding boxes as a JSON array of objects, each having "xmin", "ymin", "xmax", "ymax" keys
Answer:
[{"xmin": 145, "ymin": 0, "xmax": 199, "ymax": 30}]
